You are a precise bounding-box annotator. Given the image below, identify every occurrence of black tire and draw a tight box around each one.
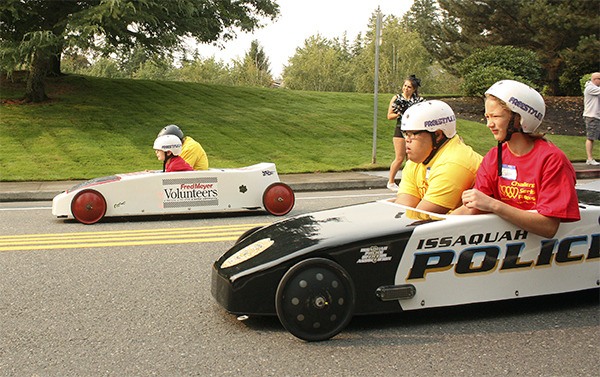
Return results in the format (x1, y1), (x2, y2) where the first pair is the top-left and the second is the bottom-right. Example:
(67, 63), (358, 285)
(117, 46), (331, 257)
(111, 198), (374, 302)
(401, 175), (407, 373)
(275, 258), (355, 341)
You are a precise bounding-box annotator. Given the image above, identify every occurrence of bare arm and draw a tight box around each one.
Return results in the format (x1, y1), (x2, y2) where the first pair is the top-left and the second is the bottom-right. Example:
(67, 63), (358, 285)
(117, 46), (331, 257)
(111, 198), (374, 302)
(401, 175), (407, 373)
(387, 95), (399, 121)
(460, 188), (560, 238)
(451, 205), (481, 215)
(395, 193), (451, 215)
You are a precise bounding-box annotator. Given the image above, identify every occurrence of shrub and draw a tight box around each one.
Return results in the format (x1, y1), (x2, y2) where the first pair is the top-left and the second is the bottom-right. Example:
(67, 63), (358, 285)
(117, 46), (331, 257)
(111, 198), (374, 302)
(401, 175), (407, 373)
(457, 46), (542, 96)
(460, 66), (536, 97)
(580, 73), (592, 93)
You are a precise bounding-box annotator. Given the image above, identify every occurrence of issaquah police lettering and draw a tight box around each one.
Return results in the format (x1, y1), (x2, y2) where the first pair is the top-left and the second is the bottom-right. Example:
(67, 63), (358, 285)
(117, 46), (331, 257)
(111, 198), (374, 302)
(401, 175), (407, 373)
(416, 229), (528, 250)
(408, 234), (599, 280)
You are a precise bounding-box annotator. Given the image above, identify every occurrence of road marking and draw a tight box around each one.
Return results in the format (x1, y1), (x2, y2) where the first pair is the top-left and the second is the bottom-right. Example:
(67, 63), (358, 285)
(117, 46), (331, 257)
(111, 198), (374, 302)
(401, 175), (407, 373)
(0, 223), (268, 252)
(0, 206), (51, 211)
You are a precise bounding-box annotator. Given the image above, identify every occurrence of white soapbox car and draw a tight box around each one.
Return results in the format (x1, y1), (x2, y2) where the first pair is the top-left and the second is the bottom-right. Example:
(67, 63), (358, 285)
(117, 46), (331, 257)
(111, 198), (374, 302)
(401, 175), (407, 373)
(52, 163), (294, 224)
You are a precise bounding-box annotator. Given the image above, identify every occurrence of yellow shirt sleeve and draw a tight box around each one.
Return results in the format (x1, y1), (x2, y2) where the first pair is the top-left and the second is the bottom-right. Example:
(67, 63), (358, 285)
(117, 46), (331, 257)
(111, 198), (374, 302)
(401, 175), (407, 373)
(180, 136), (209, 170)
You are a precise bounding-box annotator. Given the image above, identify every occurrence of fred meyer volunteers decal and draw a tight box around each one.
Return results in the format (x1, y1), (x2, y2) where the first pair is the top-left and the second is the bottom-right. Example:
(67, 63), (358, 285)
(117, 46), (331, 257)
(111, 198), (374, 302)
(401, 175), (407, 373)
(162, 177), (218, 208)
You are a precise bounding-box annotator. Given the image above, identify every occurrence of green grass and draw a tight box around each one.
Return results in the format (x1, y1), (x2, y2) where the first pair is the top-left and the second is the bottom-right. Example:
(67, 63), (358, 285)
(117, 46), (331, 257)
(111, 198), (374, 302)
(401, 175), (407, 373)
(0, 74), (594, 181)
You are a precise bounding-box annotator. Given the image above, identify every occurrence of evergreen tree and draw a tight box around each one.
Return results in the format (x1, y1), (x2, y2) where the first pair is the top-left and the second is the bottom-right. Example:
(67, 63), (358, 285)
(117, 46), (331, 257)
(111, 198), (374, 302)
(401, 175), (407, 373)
(405, 0), (600, 94)
(231, 40), (272, 87)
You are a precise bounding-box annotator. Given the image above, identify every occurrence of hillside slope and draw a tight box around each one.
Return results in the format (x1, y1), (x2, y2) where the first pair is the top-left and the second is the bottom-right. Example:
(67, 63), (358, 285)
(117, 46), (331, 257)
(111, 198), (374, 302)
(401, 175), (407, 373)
(0, 74), (589, 181)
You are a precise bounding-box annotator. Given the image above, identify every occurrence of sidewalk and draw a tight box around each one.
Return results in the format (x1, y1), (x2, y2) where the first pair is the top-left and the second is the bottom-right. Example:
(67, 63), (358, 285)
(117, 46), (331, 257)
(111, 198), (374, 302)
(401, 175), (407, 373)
(0, 163), (598, 202)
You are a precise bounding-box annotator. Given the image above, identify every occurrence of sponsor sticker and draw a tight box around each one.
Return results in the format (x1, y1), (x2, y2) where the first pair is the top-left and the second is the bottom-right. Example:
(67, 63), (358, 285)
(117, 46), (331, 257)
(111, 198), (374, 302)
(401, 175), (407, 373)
(222, 238), (274, 268)
(357, 245), (392, 264)
(162, 177), (219, 208)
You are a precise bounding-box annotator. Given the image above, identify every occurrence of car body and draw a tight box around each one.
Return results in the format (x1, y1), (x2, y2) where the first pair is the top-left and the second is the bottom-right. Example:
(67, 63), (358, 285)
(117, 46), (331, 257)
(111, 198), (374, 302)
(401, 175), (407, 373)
(212, 185), (600, 341)
(52, 162), (294, 224)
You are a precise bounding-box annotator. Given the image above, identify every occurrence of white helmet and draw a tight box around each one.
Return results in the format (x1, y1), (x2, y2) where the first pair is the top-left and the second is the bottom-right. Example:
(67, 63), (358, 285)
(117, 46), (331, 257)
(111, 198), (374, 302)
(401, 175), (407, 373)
(401, 100), (457, 138)
(153, 134), (183, 156)
(485, 80), (545, 133)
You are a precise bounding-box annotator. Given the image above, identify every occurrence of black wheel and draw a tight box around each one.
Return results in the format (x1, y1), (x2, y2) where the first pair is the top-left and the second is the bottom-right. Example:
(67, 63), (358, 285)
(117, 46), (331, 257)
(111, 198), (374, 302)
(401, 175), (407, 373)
(71, 189), (107, 224)
(235, 226), (263, 245)
(275, 258), (355, 341)
(262, 182), (295, 216)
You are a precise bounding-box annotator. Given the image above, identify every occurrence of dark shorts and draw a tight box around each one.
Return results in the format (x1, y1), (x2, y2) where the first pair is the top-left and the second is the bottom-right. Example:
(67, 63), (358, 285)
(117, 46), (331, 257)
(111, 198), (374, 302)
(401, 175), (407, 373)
(394, 125), (404, 138)
(584, 117), (600, 140)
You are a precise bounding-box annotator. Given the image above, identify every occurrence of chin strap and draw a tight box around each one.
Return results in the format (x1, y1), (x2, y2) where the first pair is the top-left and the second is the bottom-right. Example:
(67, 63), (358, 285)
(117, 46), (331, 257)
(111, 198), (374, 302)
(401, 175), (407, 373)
(423, 133), (449, 165)
(163, 153), (173, 172)
(497, 141), (503, 176)
(497, 113), (518, 176)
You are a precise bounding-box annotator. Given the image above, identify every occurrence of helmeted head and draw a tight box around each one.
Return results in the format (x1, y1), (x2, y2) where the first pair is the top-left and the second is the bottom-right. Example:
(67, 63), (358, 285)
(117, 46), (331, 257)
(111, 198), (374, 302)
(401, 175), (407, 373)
(484, 80), (545, 134)
(153, 134), (183, 156)
(401, 100), (457, 138)
(401, 100), (456, 164)
(157, 124), (185, 141)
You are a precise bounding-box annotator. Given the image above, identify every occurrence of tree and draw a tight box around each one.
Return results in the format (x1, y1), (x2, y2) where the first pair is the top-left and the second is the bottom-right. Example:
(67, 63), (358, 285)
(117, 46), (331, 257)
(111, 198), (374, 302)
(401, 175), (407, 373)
(230, 40), (272, 87)
(85, 57), (124, 79)
(559, 36), (600, 95)
(283, 34), (355, 92)
(133, 56), (175, 81)
(405, 0), (600, 95)
(174, 57), (232, 85)
(354, 13), (432, 93)
(377, 15), (432, 93)
(0, 0), (279, 102)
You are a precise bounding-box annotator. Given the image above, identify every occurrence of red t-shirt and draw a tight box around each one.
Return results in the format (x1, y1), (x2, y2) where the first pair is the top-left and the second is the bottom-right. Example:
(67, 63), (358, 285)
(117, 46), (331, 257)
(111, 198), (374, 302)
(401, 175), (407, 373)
(165, 156), (194, 172)
(475, 138), (580, 222)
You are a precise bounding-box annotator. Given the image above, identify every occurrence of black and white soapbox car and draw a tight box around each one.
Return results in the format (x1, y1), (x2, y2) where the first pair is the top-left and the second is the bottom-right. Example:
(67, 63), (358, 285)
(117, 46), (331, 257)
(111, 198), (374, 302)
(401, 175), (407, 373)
(52, 163), (294, 224)
(212, 182), (600, 341)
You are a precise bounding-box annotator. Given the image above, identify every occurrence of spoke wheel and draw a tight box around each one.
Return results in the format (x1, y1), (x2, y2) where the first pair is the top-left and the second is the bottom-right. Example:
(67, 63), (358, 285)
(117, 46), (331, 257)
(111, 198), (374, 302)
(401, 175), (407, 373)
(275, 258), (355, 341)
(262, 182), (295, 216)
(71, 189), (107, 224)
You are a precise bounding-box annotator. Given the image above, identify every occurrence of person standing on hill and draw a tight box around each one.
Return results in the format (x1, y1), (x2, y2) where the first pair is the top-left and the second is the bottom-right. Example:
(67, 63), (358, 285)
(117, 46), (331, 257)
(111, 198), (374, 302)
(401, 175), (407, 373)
(386, 75), (424, 191)
(583, 72), (600, 165)
(157, 124), (209, 170)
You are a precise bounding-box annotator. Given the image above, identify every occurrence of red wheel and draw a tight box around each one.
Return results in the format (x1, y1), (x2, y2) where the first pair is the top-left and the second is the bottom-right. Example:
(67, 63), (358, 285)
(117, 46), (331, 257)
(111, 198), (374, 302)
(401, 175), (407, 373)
(262, 182), (295, 216)
(71, 189), (107, 224)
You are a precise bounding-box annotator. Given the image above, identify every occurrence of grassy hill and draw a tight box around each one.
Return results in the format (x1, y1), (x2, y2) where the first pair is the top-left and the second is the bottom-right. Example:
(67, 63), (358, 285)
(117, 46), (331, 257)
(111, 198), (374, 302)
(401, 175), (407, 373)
(0, 74), (590, 181)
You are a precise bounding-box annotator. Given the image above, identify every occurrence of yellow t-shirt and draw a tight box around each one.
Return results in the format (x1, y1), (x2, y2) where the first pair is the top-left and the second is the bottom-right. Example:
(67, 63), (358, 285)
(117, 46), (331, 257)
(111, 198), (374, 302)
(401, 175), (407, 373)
(180, 136), (209, 170)
(399, 135), (483, 211)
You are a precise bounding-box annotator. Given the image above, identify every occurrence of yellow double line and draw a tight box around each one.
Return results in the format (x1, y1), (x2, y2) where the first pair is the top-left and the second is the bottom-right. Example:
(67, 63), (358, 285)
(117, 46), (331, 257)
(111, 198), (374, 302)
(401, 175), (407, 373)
(0, 223), (269, 252)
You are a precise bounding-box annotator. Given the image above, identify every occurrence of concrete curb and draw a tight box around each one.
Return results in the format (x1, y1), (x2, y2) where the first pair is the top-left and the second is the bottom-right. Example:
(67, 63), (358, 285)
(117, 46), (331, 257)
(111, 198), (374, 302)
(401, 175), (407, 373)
(0, 164), (598, 202)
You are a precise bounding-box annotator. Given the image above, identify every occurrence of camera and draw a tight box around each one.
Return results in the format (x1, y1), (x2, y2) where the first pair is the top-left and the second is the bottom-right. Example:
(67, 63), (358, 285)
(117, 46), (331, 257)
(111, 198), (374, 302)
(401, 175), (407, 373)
(393, 97), (410, 114)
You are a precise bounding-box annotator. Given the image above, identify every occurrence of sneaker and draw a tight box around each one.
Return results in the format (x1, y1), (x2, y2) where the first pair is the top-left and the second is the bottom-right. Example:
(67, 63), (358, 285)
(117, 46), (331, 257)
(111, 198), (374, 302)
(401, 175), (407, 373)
(586, 159), (600, 166)
(387, 182), (399, 191)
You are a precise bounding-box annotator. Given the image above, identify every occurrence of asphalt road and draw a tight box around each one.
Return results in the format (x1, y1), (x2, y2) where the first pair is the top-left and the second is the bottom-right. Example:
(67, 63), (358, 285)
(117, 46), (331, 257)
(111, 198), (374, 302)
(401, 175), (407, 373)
(0, 189), (598, 376)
